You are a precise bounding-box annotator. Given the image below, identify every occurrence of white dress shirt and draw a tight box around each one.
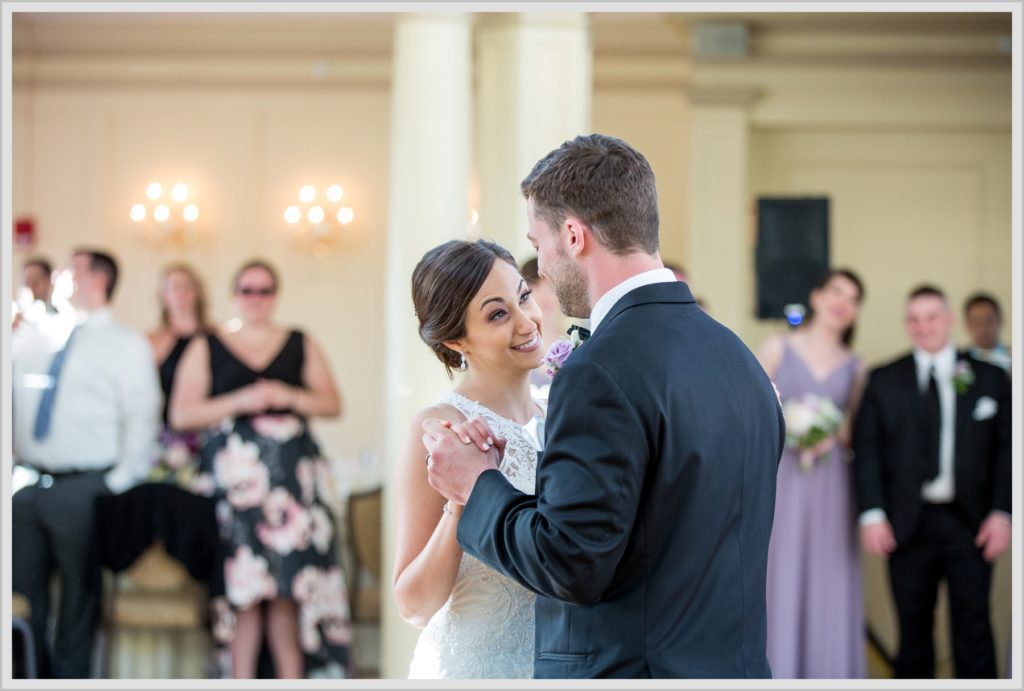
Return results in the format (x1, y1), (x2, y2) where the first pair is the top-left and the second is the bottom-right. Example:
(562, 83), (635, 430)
(915, 345), (957, 504)
(589, 268), (677, 334)
(12, 307), (161, 494)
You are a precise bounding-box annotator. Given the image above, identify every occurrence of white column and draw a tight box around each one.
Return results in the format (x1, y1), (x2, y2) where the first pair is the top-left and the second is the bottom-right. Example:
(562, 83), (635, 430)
(475, 13), (591, 261)
(686, 87), (759, 337)
(380, 13), (472, 679)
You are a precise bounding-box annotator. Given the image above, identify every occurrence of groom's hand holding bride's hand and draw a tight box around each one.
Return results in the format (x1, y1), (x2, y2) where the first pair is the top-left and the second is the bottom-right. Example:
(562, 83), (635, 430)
(422, 417), (505, 505)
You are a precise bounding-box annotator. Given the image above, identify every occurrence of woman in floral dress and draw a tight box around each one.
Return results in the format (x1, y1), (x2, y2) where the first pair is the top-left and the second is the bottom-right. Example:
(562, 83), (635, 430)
(170, 259), (351, 679)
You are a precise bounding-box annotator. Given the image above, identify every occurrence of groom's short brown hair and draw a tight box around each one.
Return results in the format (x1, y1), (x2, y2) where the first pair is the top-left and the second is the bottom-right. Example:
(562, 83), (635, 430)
(520, 134), (660, 255)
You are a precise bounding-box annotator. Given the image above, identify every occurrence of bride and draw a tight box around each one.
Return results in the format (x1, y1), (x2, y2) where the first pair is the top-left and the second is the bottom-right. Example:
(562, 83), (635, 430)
(392, 239), (546, 679)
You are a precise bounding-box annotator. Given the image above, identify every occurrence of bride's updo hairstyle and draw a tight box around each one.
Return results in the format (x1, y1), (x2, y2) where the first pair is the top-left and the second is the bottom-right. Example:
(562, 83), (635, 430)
(412, 239), (517, 378)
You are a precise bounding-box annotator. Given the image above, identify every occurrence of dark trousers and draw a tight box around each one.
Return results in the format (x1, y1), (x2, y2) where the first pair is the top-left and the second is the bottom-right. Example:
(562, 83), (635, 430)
(12, 469), (111, 679)
(888, 503), (997, 678)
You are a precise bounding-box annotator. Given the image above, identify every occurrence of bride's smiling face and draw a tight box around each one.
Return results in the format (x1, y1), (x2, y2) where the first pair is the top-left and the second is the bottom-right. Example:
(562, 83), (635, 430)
(448, 260), (545, 373)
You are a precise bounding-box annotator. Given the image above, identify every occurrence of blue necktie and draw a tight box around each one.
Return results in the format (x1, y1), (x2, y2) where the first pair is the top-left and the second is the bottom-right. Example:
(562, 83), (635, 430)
(33, 326), (78, 441)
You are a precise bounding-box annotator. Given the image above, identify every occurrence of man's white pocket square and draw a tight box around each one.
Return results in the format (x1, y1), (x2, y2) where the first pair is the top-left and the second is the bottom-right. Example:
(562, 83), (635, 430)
(972, 396), (998, 421)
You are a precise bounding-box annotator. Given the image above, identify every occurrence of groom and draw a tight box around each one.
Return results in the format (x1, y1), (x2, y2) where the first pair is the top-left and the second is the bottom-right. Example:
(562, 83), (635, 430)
(424, 134), (784, 678)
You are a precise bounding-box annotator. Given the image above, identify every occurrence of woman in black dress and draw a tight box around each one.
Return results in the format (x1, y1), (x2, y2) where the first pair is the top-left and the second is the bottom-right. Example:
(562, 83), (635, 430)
(170, 259), (351, 679)
(147, 263), (208, 491)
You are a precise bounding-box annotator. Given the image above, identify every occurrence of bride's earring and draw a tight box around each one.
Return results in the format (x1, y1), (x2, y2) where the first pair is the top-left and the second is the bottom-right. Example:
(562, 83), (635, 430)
(460, 352), (467, 370)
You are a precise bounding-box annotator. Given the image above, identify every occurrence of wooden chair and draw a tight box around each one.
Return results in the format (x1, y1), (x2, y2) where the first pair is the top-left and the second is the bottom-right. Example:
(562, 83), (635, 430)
(12, 592), (37, 679)
(347, 487), (382, 623)
(101, 541), (209, 678)
(346, 487), (382, 678)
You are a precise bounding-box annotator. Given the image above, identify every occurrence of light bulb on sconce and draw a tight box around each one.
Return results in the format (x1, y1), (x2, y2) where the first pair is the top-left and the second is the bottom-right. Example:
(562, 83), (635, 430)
(153, 204), (171, 223)
(130, 181), (201, 245)
(283, 181), (357, 256)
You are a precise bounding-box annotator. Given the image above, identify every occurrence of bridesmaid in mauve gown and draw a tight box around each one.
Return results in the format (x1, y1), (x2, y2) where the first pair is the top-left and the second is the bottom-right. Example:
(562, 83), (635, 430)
(756, 269), (868, 679)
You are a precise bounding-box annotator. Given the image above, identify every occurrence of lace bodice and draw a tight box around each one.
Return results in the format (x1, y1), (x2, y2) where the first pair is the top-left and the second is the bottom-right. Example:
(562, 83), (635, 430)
(407, 392), (541, 679)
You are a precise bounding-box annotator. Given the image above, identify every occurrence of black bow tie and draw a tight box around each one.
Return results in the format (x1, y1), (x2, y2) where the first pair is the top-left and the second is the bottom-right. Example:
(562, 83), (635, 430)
(567, 325), (591, 341)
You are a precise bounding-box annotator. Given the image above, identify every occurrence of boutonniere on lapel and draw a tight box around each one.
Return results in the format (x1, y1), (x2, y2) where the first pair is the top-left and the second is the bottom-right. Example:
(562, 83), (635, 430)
(543, 325), (589, 380)
(953, 359), (975, 395)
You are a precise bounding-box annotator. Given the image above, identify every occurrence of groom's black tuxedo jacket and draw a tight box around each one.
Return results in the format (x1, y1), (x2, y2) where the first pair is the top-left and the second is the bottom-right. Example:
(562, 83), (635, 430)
(458, 282), (784, 678)
(852, 352), (1011, 545)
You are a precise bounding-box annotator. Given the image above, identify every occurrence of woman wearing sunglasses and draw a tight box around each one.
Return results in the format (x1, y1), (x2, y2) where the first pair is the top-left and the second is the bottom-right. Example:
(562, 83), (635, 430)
(170, 259), (351, 679)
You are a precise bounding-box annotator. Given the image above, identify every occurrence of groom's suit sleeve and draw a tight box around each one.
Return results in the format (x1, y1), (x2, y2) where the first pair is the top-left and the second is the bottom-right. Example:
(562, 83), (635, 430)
(852, 371), (887, 515)
(456, 357), (648, 605)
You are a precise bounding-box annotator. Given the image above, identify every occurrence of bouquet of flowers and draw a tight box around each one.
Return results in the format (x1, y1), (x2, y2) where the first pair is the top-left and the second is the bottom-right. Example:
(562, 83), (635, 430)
(150, 428), (211, 493)
(543, 327), (586, 380)
(782, 393), (844, 471)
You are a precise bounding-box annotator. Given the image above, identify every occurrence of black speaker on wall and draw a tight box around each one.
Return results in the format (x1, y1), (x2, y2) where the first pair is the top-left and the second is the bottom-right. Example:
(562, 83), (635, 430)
(755, 197), (830, 320)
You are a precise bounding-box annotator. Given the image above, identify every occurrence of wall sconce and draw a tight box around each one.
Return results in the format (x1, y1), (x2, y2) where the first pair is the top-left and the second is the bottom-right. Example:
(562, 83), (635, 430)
(130, 182), (200, 244)
(283, 184), (355, 257)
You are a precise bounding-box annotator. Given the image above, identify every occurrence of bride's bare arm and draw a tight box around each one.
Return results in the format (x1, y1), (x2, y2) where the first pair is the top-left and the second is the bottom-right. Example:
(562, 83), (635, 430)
(392, 404), (468, 628)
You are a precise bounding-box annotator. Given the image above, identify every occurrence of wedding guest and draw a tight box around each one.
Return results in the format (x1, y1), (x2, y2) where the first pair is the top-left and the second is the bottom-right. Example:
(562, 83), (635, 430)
(520, 256), (568, 389)
(147, 264), (209, 489)
(854, 285), (1011, 678)
(12, 248), (161, 678)
(963, 292), (1011, 374)
(22, 257), (56, 309)
(394, 240), (544, 678)
(756, 268), (868, 678)
(170, 259), (351, 679)
(14, 257), (57, 332)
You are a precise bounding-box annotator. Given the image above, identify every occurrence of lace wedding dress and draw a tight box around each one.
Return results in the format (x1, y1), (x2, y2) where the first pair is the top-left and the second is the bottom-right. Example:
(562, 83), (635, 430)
(407, 392), (542, 679)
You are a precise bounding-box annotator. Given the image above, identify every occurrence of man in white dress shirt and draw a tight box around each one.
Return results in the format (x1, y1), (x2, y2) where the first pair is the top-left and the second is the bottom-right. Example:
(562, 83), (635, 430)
(12, 248), (161, 678)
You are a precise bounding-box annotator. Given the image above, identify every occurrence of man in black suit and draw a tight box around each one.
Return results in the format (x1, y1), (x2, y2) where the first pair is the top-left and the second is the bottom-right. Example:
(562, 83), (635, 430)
(854, 285), (1011, 678)
(423, 134), (784, 678)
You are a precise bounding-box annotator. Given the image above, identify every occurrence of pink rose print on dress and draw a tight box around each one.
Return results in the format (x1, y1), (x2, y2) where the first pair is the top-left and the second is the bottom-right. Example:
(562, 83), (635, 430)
(292, 566), (353, 652)
(211, 596), (236, 644)
(251, 414), (303, 442)
(309, 505), (333, 555)
(214, 434), (270, 510)
(255, 488), (312, 555)
(314, 459), (337, 505)
(225, 545), (277, 608)
(295, 458), (315, 506)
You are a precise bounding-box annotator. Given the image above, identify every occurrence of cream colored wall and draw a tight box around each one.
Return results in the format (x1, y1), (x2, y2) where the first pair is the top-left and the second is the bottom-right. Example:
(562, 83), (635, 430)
(11, 84), (393, 496)
(592, 89), (690, 272)
(748, 130), (1013, 363)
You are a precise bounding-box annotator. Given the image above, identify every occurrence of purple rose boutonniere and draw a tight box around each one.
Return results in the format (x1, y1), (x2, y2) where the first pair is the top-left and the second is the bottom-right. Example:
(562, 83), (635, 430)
(543, 328), (586, 380)
(953, 359), (975, 395)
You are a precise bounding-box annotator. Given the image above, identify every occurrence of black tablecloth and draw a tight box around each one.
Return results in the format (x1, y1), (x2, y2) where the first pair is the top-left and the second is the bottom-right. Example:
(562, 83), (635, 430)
(95, 483), (220, 585)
